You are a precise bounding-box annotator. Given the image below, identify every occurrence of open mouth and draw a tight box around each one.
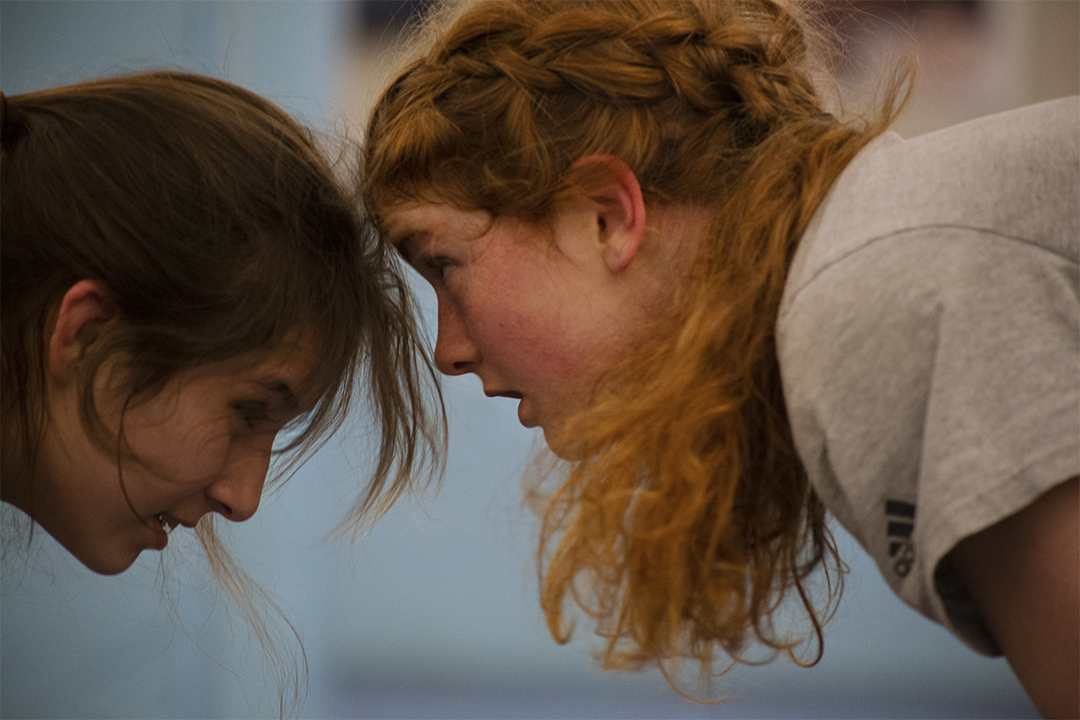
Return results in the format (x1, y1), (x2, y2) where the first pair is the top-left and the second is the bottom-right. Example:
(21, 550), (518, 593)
(486, 390), (523, 400)
(156, 514), (178, 533)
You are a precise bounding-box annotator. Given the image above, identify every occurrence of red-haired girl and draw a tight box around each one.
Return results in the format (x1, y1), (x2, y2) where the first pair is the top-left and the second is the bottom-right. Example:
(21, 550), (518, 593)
(362, 2), (1078, 716)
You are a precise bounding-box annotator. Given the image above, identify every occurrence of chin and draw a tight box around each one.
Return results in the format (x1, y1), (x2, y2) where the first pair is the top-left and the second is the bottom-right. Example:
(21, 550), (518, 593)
(33, 512), (144, 575)
(542, 425), (586, 461)
(78, 553), (139, 576)
(57, 537), (140, 576)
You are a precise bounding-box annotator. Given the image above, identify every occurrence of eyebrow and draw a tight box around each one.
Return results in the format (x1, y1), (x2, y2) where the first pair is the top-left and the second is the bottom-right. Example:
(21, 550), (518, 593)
(259, 381), (298, 411)
(393, 233), (419, 263)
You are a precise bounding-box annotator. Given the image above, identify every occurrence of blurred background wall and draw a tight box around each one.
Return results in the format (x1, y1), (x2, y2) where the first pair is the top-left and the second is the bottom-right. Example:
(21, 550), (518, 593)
(2, 2), (1075, 718)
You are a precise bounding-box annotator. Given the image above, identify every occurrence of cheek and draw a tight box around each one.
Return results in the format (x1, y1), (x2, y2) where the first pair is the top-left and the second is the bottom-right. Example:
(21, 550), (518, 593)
(468, 266), (598, 386)
(120, 405), (233, 494)
(477, 294), (596, 391)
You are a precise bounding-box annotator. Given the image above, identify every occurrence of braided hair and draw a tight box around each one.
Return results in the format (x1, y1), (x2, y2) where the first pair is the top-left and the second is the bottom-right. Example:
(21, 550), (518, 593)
(364, 0), (906, 691)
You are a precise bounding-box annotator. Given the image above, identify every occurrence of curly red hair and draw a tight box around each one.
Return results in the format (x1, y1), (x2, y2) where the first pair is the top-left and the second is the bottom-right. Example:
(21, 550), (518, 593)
(364, 0), (908, 693)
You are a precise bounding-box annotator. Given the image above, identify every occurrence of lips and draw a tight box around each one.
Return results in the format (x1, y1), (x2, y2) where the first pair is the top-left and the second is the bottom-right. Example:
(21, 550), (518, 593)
(149, 513), (193, 551)
(484, 389), (523, 399)
(148, 516), (171, 551)
(156, 513), (179, 533)
(482, 389), (537, 427)
(156, 513), (200, 532)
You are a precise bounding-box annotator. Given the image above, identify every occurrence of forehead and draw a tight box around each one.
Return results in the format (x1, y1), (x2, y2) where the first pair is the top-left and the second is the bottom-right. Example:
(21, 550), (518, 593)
(381, 202), (493, 254)
(254, 333), (331, 405)
(183, 331), (328, 409)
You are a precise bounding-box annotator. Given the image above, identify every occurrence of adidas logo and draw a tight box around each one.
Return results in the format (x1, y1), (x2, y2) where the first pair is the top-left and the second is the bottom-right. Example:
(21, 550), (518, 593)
(886, 500), (916, 578)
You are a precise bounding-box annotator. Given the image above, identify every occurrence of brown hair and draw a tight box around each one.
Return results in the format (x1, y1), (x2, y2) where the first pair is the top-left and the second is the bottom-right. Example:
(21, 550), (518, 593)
(363, 0), (907, 694)
(2, 71), (444, 714)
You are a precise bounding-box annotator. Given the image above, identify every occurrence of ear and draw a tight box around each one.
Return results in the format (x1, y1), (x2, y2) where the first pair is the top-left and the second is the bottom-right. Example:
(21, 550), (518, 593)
(47, 280), (118, 382)
(571, 154), (646, 272)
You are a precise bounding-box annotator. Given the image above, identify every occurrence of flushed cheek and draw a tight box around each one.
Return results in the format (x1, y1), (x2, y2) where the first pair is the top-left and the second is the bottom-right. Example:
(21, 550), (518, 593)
(492, 332), (596, 430)
(479, 308), (582, 385)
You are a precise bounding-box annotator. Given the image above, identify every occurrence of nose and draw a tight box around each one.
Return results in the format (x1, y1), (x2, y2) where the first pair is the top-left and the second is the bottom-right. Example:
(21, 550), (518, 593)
(433, 294), (481, 376)
(205, 443), (270, 522)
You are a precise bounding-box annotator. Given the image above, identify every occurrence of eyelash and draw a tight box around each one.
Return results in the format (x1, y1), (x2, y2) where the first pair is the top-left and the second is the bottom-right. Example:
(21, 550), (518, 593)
(234, 401), (270, 429)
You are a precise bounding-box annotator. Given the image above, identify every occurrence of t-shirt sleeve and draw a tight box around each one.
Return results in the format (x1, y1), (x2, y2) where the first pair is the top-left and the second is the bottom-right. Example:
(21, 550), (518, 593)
(776, 227), (1080, 655)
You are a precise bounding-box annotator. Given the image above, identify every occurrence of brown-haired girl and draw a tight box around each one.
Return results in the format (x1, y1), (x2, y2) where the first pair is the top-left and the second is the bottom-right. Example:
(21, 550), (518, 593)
(2, 70), (442, 711)
(361, 1), (1078, 716)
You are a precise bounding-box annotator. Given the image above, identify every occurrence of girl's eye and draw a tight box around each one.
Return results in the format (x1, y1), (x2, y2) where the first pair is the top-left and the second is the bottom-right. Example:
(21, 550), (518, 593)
(234, 401), (270, 429)
(424, 257), (455, 282)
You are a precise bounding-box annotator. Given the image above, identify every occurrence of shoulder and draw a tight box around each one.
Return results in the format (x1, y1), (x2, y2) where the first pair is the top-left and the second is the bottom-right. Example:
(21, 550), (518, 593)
(778, 225), (1078, 383)
(776, 224), (1079, 654)
(782, 97), (1080, 315)
(778, 99), (1080, 391)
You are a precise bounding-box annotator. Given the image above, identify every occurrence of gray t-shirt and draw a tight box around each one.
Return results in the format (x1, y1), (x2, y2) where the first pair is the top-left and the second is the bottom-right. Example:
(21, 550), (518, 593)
(776, 97), (1079, 654)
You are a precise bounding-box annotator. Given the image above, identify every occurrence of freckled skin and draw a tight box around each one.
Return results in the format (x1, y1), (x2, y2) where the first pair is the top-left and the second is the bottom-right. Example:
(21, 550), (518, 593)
(383, 196), (693, 454)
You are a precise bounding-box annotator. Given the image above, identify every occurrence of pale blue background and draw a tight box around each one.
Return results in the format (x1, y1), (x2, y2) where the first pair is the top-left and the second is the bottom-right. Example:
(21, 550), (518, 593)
(0, 2), (1052, 718)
